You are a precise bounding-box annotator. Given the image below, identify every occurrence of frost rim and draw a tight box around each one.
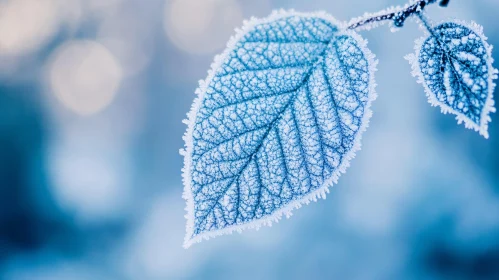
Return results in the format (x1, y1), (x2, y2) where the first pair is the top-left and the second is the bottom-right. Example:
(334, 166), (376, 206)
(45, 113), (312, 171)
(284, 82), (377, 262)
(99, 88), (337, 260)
(181, 10), (378, 248)
(406, 19), (497, 138)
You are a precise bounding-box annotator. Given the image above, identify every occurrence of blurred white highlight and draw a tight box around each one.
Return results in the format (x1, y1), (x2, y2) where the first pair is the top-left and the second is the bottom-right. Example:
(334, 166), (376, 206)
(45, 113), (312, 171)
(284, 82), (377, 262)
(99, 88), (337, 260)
(0, 0), (61, 57)
(47, 134), (130, 223)
(164, 0), (243, 54)
(48, 40), (122, 115)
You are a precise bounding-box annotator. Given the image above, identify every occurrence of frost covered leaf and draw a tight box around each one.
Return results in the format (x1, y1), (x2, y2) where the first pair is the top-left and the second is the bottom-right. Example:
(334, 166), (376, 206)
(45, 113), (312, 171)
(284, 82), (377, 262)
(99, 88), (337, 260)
(407, 21), (497, 138)
(181, 11), (377, 248)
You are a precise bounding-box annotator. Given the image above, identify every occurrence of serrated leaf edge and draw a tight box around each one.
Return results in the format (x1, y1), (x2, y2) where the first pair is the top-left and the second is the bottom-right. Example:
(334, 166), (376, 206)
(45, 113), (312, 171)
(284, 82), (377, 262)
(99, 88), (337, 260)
(406, 19), (498, 138)
(181, 10), (378, 248)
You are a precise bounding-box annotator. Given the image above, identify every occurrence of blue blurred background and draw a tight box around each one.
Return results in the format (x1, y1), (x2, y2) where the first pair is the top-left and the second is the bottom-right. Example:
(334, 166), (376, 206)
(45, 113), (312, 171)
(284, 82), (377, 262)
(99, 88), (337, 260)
(1, 0), (499, 279)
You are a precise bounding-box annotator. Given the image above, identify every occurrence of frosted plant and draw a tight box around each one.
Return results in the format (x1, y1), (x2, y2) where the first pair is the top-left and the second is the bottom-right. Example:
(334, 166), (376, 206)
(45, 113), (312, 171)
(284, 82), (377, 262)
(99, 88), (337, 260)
(407, 16), (497, 138)
(181, 0), (497, 247)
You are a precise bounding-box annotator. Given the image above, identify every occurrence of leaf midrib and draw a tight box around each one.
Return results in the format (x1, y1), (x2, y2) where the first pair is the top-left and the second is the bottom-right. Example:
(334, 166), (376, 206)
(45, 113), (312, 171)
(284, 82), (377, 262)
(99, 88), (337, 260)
(430, 28), (485, 115)
(195, 41), (333, 231)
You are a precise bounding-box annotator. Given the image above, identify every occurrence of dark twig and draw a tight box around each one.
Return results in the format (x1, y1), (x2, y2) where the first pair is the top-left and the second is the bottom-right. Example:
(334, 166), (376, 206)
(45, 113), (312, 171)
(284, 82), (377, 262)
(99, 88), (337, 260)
(347, 0), (450, 30)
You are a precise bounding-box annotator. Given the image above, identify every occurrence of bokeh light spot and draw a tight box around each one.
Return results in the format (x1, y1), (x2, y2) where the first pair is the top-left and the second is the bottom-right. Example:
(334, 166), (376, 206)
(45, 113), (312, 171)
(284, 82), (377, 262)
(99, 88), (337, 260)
(47, 138), (130, 223)
(0, 0), (61, 57)
(48, 40), (122, 116)
(164, 0), (243, 54)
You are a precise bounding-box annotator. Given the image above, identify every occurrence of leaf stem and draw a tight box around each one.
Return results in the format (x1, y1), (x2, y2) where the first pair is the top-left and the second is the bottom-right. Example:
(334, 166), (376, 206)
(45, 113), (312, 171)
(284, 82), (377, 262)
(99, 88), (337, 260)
(347, 0), (449, 30)
(416, 12), (436, 37)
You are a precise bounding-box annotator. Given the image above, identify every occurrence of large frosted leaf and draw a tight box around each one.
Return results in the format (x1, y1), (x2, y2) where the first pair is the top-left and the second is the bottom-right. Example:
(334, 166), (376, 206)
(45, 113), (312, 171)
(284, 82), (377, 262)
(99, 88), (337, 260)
(181, 11), (377, 248)
(407, 21), (497, 138)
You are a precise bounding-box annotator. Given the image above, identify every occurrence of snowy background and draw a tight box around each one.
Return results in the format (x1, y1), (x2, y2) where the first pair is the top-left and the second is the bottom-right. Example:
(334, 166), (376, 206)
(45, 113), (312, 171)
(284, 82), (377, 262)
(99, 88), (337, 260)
(1, 0), (499, 279)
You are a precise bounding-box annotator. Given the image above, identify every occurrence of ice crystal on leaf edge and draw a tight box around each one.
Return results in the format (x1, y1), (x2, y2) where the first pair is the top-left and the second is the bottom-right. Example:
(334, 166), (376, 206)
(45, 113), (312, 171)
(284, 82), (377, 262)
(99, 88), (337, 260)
(406, 19), (497, 138)
(180, 10), (378, 248)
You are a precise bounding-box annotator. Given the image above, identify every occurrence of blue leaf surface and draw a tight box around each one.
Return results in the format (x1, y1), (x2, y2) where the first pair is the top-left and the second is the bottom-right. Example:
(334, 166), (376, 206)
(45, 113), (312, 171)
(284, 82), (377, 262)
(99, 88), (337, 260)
(407, 21), (497, 138)
(181, 11), (377, 247)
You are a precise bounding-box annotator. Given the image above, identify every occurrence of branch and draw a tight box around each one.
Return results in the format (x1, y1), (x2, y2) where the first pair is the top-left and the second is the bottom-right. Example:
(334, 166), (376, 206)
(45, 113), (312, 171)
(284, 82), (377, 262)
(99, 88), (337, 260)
(347, 0), (450, 30)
